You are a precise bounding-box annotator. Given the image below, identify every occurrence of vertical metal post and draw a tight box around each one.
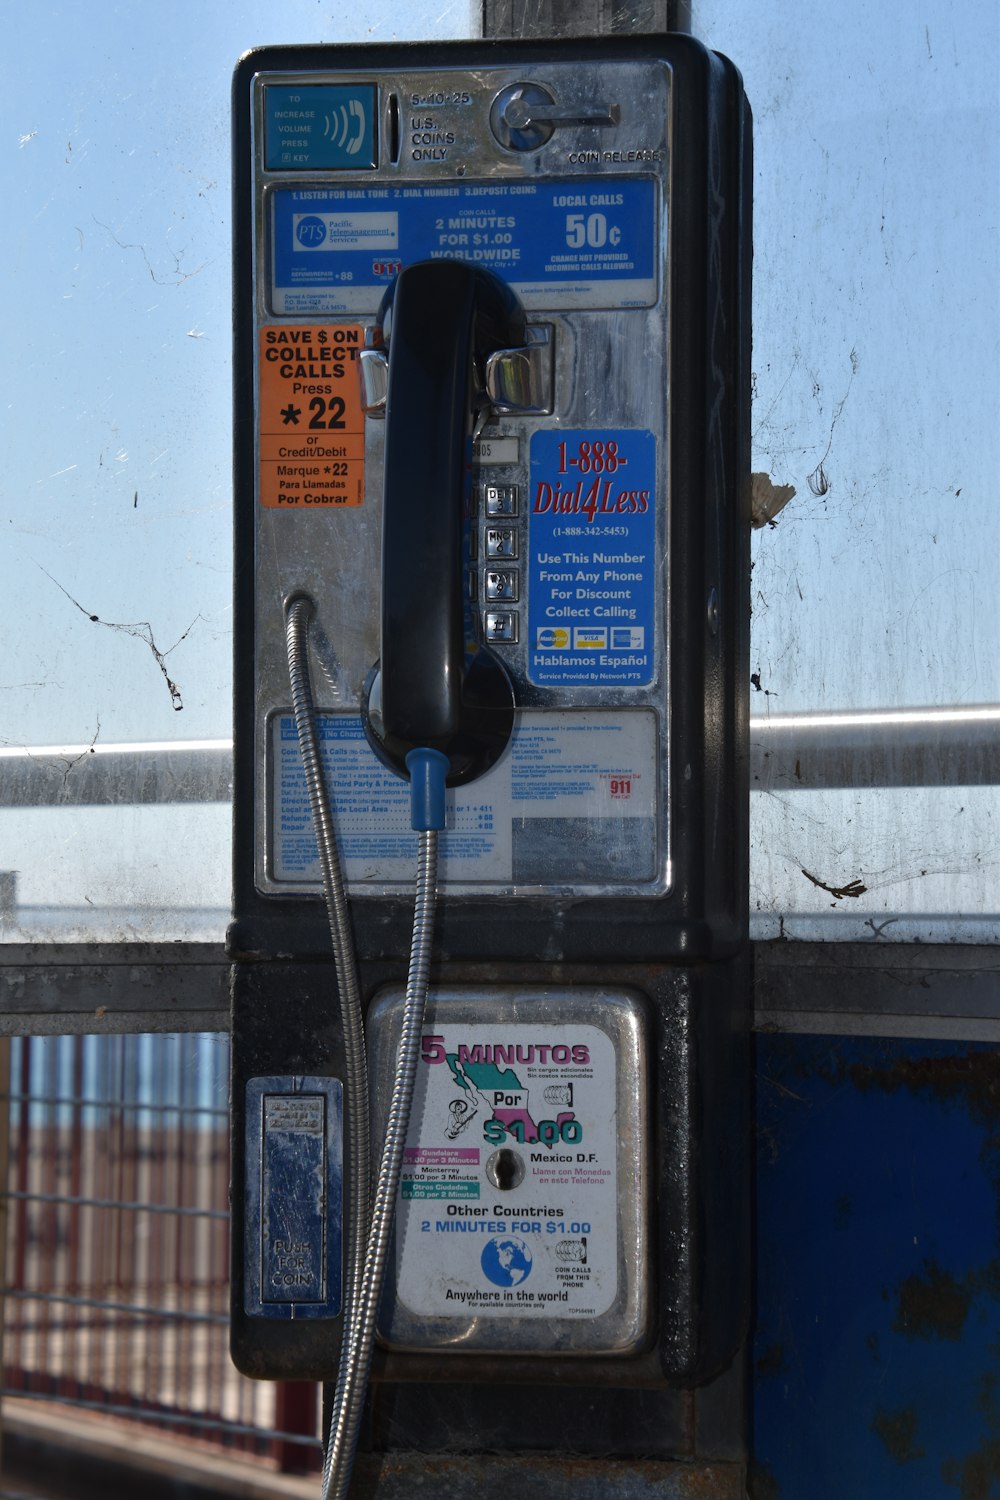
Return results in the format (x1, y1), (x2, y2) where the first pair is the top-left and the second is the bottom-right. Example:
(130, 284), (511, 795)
(0, 825), (16, 1455)
(482, 0), (691, 40)
(274, 1382), (319, 1473)
(13, 1040), (29, 1304)
(65, 1036), (84, 1401)
(0, 1035), (10, 1472)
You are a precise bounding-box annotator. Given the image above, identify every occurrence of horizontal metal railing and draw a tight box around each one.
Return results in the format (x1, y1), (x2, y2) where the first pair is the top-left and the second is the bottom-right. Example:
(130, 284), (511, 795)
(748, 704), (1000, 791)
(1, 704), (997, 809)
(0, 740), (233, 809)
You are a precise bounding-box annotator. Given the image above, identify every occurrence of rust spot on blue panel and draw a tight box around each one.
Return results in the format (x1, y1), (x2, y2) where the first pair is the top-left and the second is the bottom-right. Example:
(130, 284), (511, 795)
(941, 1440), (1000, 1500)
(846, 1052), (1000, 1130)
(747, 1460), (780, 1498)
(893, 1261), (973, 1342)
(940, 1374), (1000, 1500)
(755, 1341), (786, 1377)
(871, 1406), (926, 1463)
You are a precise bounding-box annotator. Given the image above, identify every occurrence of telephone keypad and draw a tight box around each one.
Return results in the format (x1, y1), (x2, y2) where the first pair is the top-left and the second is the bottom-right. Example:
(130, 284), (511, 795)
(480, 483), (521, 645)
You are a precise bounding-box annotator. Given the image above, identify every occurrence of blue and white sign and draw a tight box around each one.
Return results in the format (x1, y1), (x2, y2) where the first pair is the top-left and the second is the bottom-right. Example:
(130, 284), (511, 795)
(528, 429), (657, 688)
(264, 84), (377, 171)
(270, 178), (657, 312)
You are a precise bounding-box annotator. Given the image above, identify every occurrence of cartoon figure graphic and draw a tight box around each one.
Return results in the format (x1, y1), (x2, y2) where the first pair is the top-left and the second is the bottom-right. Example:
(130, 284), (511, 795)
(445, 1096), (478, 1139)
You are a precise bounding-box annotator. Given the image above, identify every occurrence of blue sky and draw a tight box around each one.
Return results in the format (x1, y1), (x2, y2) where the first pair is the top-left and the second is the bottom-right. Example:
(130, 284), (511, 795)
(0, 1), (475, 749)
(2, 1), (996, 750)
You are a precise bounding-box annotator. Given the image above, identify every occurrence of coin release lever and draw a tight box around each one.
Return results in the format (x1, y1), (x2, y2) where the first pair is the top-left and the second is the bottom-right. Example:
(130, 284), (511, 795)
(504, 99), (619, 130)
(490, 82), (619, 152)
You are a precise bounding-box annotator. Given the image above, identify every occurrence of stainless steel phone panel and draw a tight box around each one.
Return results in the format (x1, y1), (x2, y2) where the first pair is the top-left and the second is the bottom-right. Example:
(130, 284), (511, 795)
(246, 61), (674, 898)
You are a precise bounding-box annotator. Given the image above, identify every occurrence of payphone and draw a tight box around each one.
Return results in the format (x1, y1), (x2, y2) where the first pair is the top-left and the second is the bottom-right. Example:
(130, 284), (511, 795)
(229, 31), (751, 1496)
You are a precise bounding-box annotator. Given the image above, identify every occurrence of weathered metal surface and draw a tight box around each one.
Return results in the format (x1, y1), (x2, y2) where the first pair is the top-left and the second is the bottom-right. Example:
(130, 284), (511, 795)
(755, 1033), (1000, 1498)
(351, 1452), (744, 1498)
(236, 955), (751, 1386)
(3, 941), (1000, 1037)
(0, 943), (229, 1035)
(482, 1), (675, 43)
(756, 942), (1000, 1041)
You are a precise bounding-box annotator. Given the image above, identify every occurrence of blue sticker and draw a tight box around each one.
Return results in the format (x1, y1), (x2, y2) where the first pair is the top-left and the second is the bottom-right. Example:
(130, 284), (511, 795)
(271, 178), (657, 310)
(528, 430), (656, 688)
(265, 85), (376, 171)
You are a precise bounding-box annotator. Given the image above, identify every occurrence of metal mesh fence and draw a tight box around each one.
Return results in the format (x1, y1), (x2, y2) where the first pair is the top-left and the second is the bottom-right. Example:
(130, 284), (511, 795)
(1, 1033), (321, 1478)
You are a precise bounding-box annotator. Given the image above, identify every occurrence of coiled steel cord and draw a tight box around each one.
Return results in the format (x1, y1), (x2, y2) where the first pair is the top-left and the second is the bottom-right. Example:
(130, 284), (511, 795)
(284, 597), (369, 1336)
(284, 594), (438, 1500)
(322, 827), (438, 1500)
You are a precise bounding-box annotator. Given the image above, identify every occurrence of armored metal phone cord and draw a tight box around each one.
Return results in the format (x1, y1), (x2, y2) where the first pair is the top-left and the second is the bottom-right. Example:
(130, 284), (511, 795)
(285, 594), (440, 1500)
(285, 595), (370, 1337)
(322, 826), (438, 1500)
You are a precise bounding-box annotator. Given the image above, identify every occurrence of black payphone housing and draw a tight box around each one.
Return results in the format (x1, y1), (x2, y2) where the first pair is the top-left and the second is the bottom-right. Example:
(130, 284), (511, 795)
(229, 28), (752, 1460)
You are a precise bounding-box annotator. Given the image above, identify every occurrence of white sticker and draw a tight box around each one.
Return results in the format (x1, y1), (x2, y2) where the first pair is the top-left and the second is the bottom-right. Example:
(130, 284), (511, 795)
(393, 1024), (619, 1321)
(269, 708), (660, 891)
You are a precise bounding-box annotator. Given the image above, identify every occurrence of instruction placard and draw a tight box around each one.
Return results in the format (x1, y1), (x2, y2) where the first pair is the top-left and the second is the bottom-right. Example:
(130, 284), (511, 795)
(270, 177), (657, 313)
(393, 1023), (620, 1323)
(257, 324), (365, 509)
(268, 708), (661, 891)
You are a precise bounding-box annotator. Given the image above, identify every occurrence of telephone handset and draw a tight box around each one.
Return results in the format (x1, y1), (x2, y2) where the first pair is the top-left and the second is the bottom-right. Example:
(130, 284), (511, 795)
(360, 260), (523, 786)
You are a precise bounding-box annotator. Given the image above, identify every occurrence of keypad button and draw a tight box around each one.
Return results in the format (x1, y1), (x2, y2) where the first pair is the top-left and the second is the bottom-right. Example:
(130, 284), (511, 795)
(484, 483), (518, 517)
(484, 611), (517, 642)
(485, 569), (518, 602)
(485, 527), (517, 559)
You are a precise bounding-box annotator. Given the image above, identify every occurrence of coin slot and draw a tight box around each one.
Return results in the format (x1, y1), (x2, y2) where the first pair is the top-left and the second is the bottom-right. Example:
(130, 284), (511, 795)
(485, 1146), (526, 1191)
(387, 92), (400, 164)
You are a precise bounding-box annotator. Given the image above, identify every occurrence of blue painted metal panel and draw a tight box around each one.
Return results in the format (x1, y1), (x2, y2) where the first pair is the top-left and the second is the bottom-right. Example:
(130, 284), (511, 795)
(753, 1035), (1000, 1499)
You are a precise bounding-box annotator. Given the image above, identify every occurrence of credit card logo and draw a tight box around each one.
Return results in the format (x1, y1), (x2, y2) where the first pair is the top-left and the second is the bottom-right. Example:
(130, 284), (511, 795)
(536, 627), (570, 649)
(610, 627), (645, 650)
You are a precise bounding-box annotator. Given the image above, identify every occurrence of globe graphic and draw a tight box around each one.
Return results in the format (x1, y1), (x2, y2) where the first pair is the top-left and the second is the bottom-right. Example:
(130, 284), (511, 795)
(481, 1237), (533, 1287)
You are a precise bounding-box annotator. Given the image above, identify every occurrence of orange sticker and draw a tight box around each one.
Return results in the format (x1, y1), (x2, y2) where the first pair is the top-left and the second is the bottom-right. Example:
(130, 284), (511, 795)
(258, 324), (365, 509)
